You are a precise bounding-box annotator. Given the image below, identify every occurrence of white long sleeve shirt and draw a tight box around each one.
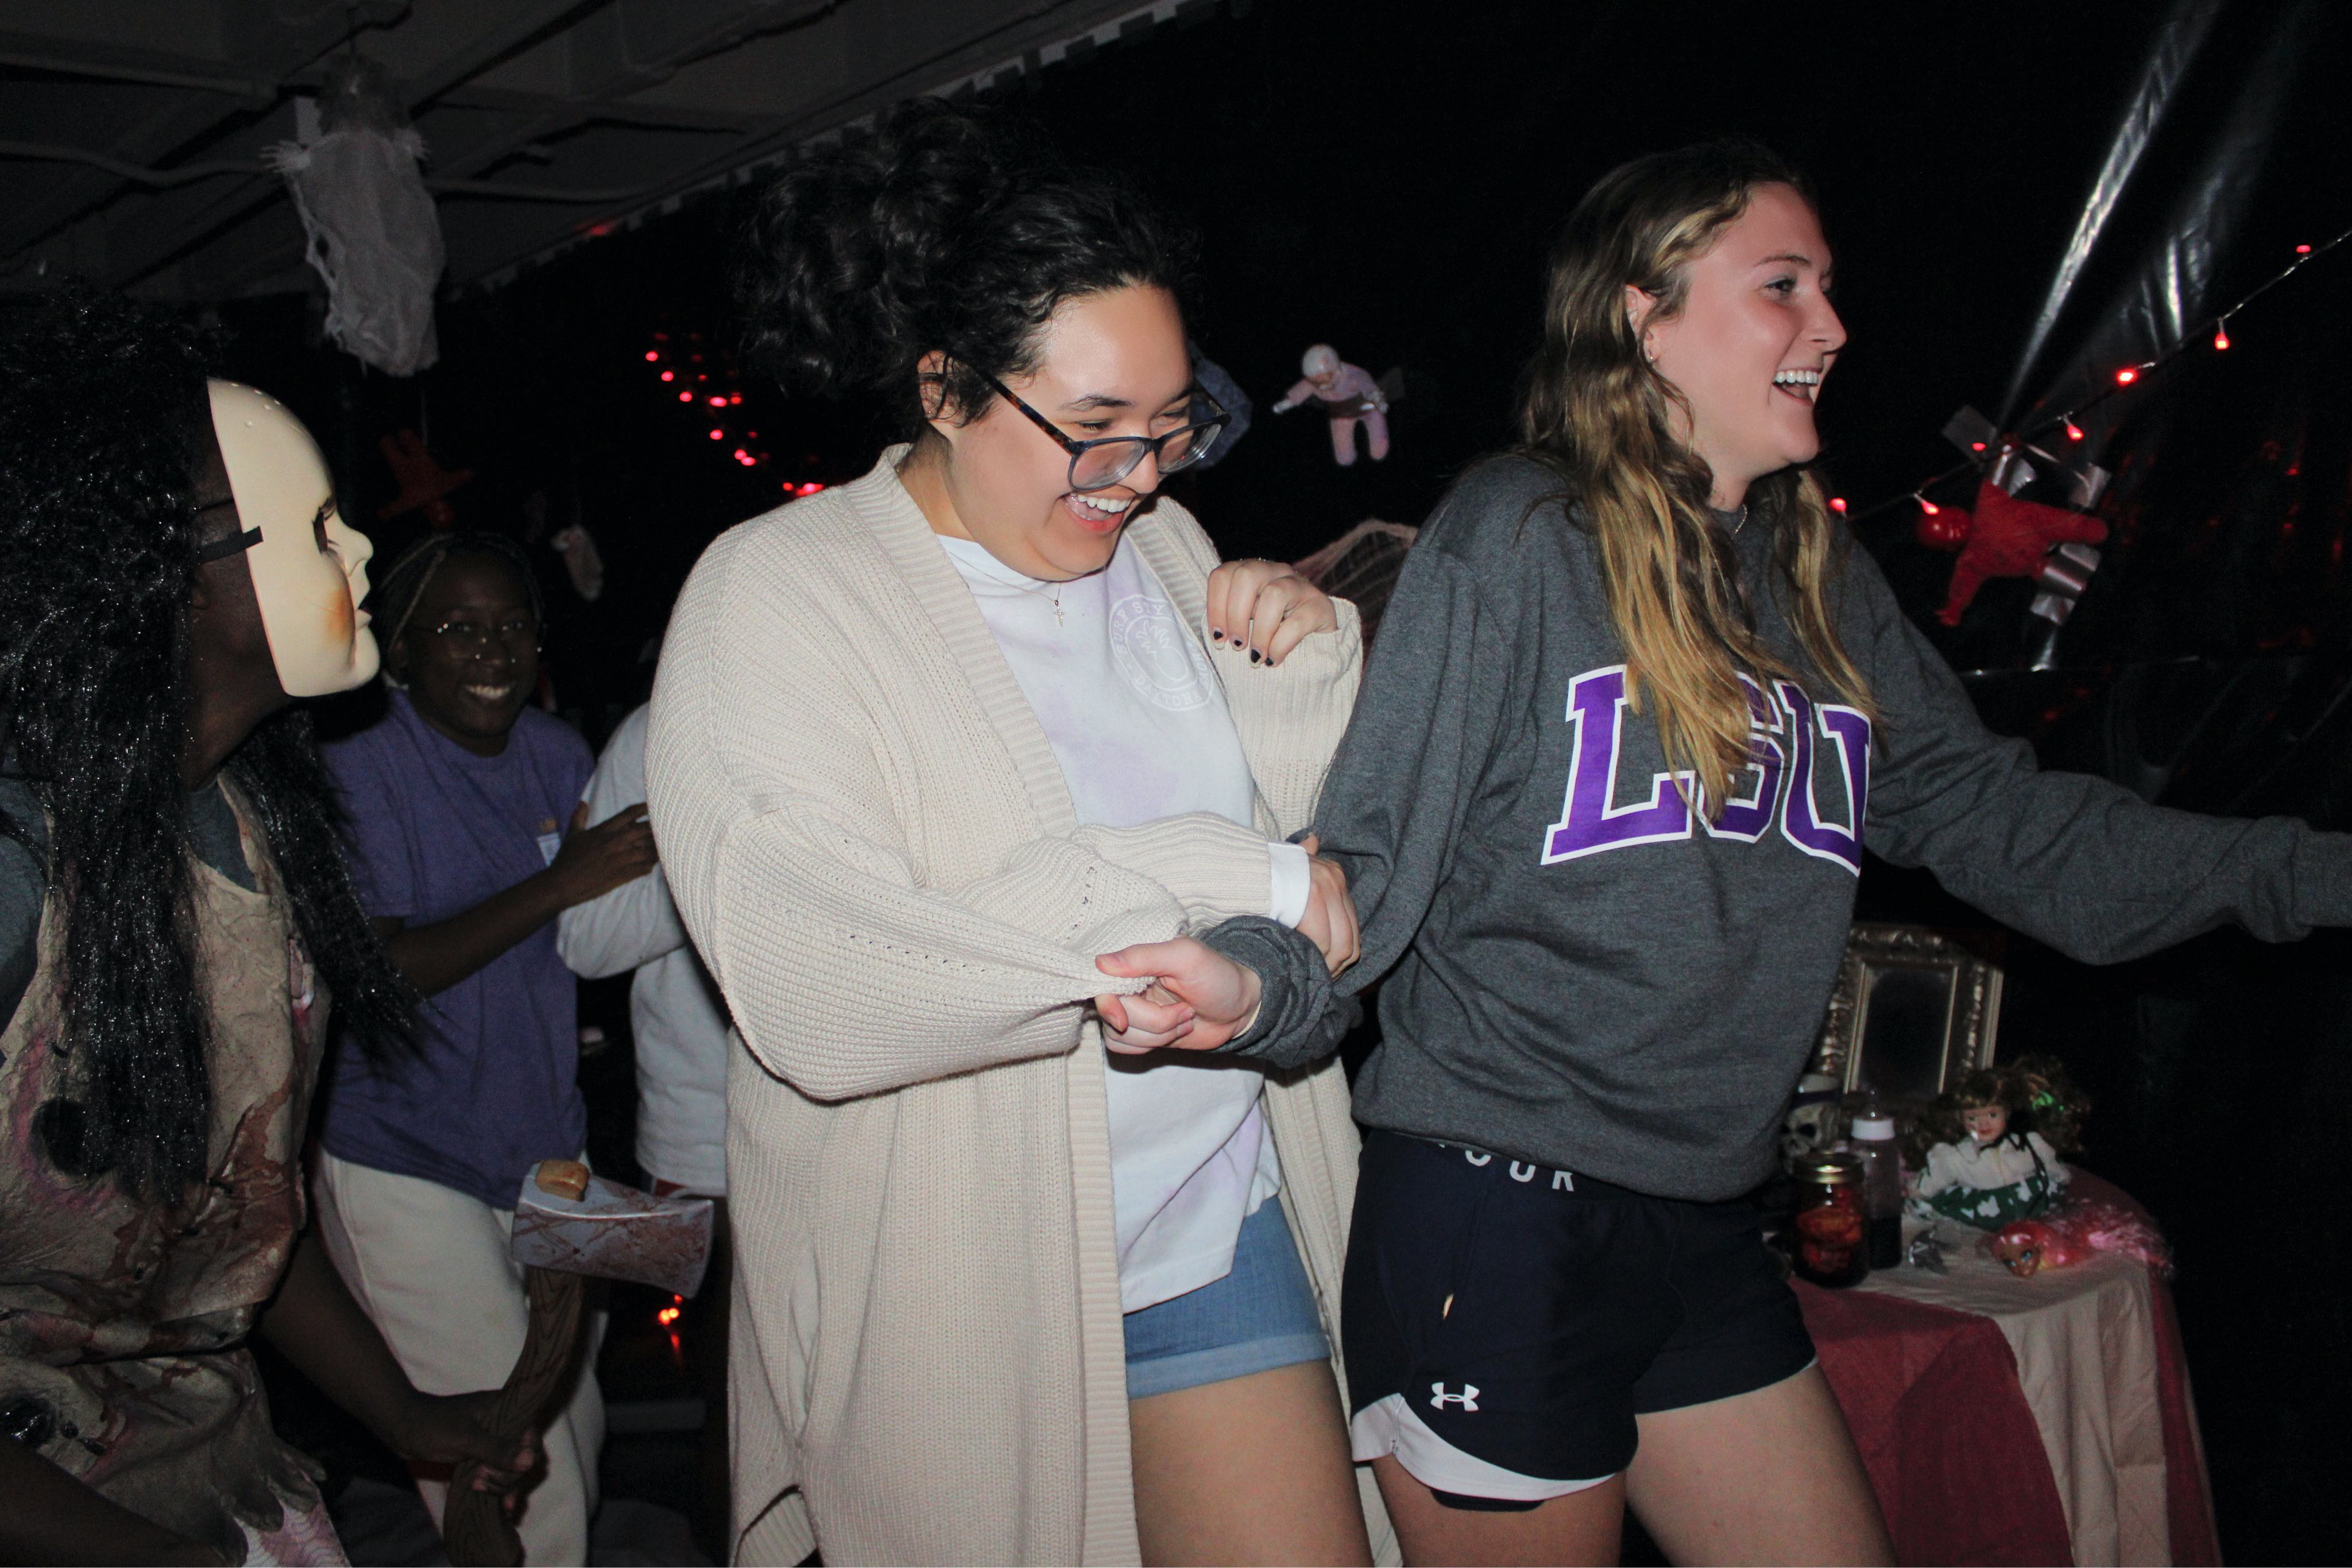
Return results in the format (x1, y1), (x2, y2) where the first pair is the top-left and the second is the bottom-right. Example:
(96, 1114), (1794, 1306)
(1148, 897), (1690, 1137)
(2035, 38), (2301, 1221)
(557, 704), (733, 1195)
(938, 531), (1309, 1311)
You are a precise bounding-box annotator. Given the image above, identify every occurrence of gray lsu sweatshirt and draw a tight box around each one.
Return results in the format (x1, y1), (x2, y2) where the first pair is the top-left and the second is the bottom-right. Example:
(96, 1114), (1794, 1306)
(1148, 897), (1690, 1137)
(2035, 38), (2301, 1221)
(1205, 455), (2352, 1201)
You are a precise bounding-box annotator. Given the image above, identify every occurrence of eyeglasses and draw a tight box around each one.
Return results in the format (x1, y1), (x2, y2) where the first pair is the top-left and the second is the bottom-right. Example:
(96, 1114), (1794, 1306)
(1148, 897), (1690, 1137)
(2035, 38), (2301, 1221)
(969, 365), (1228, 493)
(423, 615), (540, 655)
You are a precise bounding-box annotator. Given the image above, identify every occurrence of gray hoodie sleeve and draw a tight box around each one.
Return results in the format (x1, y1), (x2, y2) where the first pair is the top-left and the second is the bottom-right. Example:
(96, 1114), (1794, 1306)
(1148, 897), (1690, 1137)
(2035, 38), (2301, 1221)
(1206, 513), (1521, 1067)
(1848, 547), (2352, 961)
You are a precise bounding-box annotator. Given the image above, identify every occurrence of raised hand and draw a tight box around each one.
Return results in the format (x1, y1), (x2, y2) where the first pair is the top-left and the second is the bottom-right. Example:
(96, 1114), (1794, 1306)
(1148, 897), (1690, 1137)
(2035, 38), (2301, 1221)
(1094, 937), (1263, 1054)
(1205, 559), (1337, 667)
(548, 799), (659, 907)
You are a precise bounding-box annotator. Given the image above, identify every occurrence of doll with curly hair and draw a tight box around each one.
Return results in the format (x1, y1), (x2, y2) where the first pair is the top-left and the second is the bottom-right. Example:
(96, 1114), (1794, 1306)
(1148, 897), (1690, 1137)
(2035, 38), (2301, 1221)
(1908, 1055), (2090, 1230)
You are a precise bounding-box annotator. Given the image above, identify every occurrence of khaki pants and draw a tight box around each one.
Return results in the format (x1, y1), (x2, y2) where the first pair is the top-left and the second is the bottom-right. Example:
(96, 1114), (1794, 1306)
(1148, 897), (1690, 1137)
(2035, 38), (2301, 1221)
(313, 1151), (606, 1566)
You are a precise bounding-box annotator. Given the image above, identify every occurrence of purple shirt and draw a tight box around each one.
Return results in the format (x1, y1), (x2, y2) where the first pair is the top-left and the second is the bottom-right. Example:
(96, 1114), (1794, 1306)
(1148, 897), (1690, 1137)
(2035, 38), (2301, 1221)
(321, 691), (594, 1210)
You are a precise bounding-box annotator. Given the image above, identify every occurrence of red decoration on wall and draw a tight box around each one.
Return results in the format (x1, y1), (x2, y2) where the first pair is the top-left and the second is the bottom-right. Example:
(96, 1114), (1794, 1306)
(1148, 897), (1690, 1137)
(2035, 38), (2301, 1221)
(1917, 479), (2110, 626)
(376, 428), (474, 528)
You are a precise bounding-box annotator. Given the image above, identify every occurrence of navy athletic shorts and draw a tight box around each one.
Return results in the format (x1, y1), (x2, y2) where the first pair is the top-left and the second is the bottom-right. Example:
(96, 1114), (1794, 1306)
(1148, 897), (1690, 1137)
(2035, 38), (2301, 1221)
(1343, 1128), (1816, 1505)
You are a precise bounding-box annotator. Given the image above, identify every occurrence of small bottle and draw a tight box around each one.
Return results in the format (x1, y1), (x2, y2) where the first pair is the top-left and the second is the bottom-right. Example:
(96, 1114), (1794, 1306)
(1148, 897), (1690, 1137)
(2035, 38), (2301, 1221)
(1790, 1153), (1868, 1287)
(1848, 1108), (1905, 1269)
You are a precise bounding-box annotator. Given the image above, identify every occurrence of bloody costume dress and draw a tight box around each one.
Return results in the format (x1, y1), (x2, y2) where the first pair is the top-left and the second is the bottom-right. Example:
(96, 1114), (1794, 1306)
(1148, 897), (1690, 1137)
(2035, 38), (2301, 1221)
(0, 781), (342, 1565)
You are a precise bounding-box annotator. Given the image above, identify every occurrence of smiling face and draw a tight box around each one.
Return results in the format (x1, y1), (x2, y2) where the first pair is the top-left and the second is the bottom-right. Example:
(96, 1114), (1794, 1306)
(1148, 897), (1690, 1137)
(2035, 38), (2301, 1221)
(916, 284), (1194, 582)
(1631, 183), (1846, 506)
(391, 553), (539, 757)
(206, 380), (379, 695)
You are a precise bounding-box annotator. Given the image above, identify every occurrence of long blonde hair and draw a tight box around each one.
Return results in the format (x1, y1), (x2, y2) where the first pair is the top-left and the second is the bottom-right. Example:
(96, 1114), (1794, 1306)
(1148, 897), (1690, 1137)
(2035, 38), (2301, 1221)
(1516, 141), (1873, 815)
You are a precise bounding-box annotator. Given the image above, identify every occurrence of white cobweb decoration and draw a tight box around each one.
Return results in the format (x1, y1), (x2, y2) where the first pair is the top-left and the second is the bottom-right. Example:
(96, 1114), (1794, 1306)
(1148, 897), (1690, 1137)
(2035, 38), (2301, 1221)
(1293, 520), (1419, 643)
(265, 57), (444, 377)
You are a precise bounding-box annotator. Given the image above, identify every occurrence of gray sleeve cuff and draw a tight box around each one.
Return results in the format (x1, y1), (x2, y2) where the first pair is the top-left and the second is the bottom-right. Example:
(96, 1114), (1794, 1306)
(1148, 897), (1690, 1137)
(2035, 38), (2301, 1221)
(1199, 915), (1351, 1070)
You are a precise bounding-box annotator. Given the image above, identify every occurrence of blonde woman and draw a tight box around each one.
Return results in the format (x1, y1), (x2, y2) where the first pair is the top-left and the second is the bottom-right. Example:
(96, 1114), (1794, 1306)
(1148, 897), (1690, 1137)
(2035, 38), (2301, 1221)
(1114, 140), (2352, 1565)
(646, 103), (1385, 1565)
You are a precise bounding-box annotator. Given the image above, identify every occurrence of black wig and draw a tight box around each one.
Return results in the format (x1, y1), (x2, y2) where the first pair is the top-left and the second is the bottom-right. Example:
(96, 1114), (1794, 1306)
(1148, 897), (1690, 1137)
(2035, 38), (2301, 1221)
(736, 99), (1196, 431)
(0, 291), (416, 1198)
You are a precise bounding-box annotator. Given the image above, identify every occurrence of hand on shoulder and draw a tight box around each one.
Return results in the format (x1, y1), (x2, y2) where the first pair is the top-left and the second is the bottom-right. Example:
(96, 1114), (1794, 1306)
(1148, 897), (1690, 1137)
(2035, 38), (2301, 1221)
(1205, 559), (1336, 667)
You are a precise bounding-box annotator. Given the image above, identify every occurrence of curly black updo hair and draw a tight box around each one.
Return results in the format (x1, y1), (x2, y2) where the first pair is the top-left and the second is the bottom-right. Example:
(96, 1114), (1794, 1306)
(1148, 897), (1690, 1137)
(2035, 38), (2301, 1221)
(0, 291), (416, 1198)
(736, 98), (1195, 431)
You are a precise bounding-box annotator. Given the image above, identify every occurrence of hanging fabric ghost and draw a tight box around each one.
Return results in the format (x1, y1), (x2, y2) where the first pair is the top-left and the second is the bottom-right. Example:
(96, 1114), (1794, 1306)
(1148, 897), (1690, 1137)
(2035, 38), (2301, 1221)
(265, 56), (444, 376)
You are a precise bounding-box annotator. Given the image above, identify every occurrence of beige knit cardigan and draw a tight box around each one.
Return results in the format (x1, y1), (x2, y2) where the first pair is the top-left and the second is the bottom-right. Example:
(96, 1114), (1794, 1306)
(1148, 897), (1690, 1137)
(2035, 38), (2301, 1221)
(647, 449), (1396, 1566)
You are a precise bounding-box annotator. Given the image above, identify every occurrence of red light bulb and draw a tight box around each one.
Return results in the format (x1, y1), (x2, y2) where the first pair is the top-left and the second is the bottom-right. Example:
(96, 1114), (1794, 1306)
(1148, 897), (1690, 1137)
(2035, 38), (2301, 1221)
(2065, 419), (2084, 441)
(2212, 323), (2230, 350)
(676, 391), (691, 402)
(2115, 366), (2138, 385)
(2297, 243), (2312, 255)
(644, 350), (659, 362)
(659, 370), (674, 382)
(1829, 497), (1847, 514)
(708, 396), (726, 406)
(1916, 495), (1940, 516)
(708, 428), (724, 440)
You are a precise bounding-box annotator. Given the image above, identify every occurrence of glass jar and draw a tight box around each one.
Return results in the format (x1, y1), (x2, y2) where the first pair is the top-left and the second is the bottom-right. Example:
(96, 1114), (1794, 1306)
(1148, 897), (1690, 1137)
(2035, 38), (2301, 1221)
(1791, 1153), (1869, 1288)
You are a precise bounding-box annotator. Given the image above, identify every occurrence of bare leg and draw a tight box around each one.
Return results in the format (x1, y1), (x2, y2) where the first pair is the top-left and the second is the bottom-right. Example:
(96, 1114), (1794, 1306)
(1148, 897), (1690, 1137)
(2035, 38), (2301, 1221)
(1363, 409), (1391, 461)
(1330, 417), (1360, 466)
(1371, 1456), (1624, 1567)
(1625, 1365), (1890, 1566)
(1129, 1360), (1371, 1566)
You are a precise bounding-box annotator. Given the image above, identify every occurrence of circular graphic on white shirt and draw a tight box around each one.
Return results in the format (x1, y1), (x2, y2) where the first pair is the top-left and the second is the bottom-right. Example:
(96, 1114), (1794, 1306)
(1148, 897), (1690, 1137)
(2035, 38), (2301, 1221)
(1109, 594), (1216, 711)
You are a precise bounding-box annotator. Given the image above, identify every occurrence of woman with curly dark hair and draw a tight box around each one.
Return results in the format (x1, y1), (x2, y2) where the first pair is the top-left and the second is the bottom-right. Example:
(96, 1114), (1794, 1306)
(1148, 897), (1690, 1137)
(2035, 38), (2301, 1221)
(0, 294), (531, 1565)
(647, 101), (1382, 1563)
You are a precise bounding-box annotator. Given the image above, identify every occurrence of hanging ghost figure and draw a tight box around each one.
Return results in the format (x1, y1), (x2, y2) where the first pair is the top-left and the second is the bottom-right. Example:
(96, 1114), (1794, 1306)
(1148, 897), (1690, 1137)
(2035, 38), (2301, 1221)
(266, 56), (445, 377)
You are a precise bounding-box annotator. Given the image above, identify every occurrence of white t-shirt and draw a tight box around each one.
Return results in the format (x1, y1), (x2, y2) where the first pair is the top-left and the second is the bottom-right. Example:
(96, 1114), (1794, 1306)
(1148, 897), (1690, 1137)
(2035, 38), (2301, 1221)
(939, 531), (1309, 1312)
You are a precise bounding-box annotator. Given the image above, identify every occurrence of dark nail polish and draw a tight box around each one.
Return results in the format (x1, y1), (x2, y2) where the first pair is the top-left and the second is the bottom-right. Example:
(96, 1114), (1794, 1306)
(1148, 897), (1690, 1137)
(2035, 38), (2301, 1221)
(1249, 649), (1263, 664)
(1210, 629), (1224, 641)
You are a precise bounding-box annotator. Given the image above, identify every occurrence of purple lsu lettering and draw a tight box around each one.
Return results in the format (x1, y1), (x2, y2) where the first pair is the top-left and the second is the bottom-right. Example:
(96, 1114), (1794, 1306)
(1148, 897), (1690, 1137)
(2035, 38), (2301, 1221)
(1540, 664), (1870, 870)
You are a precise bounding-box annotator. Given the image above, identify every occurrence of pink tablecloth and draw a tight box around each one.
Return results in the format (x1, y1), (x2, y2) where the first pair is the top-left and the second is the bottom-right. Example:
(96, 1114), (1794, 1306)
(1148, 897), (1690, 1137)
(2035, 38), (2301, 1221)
(1794, 1173), (2218, 1566)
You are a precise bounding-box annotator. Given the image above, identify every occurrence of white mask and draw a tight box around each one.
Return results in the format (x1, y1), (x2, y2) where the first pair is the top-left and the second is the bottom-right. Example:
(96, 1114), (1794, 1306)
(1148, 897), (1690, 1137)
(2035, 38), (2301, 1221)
(206, 380), (380, 696)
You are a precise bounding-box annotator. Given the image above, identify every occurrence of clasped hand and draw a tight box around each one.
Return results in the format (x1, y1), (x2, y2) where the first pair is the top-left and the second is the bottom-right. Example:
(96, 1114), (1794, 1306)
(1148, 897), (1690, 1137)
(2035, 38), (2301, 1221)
(1091, 835), (1359, 1055)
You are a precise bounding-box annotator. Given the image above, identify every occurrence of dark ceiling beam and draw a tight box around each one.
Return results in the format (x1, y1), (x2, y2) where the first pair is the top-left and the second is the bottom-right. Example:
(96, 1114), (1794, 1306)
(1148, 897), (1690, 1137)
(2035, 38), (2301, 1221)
(421, 1), (815, 187)
(0, 1), (407, 270)
(448, 0), (1164, 291)
(0, 30), (278, 99)
(100, 0), (624, 289)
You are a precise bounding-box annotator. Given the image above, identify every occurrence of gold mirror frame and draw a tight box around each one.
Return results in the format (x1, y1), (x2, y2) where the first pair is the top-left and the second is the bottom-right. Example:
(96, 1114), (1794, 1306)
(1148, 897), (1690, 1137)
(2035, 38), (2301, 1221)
(1809, 923), (2005, 1113)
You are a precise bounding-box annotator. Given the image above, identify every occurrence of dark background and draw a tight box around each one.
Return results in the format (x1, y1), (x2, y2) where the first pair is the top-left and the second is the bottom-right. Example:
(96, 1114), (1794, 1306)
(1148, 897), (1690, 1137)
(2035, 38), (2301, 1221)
(212, 1), (2352, 1560)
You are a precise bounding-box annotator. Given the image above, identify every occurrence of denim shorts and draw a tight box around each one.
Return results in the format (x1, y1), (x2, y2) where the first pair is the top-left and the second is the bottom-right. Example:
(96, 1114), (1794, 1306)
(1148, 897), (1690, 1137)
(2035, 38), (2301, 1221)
(1122, 1198), (1331, 1400)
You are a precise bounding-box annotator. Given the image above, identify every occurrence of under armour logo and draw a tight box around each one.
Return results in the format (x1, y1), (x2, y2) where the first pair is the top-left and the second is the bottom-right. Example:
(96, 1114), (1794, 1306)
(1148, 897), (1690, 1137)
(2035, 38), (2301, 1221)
(1429, 1382), (1481, 1412)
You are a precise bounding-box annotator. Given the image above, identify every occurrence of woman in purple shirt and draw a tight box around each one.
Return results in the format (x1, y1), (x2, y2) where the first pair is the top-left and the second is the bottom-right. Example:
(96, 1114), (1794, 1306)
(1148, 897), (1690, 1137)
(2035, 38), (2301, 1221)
(316, 532), (655, 1563)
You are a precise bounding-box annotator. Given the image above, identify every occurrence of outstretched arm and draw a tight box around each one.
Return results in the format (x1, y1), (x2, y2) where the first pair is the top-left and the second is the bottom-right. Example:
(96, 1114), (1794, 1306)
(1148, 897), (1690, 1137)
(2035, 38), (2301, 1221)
(1856, 548), (2352, 960)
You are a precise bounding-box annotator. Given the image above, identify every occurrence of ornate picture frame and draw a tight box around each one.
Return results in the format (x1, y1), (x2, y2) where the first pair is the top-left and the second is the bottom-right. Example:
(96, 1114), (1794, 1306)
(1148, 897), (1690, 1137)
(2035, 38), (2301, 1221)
(1809, 923), (2005, 1113)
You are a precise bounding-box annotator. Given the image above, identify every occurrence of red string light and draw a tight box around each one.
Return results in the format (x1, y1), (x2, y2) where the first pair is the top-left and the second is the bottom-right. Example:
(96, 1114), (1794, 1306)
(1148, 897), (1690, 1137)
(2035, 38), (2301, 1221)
(659, 370), (674, 382)
(708, 428), (724, 440)
(1915, 493), (1940, 516)
(1843, 218), (2351, 531)
(676, 390), (691, 402)
(643, 350), (659, 362)
(1829, 497), (1847, 513)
